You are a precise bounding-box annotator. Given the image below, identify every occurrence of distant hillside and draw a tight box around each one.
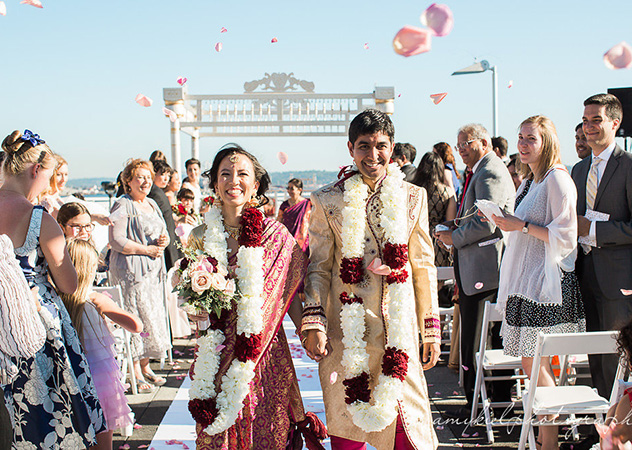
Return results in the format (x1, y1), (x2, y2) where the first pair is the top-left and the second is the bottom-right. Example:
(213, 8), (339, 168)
(67, 171), (339, 190)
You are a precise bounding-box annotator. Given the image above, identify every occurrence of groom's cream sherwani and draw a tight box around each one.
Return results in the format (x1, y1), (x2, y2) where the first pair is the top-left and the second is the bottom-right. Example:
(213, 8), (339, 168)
(302, 177), (440, 449)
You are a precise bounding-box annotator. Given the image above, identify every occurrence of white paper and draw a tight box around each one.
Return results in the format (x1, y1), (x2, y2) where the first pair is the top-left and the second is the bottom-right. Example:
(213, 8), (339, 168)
(578, 209), (610, 247)
(475, 199), (504, 225)
(435, 224), (453, 249)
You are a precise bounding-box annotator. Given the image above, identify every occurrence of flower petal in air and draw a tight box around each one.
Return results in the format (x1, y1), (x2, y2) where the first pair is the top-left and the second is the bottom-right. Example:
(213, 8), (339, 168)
(0, 3), (6, 16)
(220, 27), (227, 33)
(621, 289), (632, 296)
(392, 26), (432, 57)
(366, 257), (392, 276)
(420, 3), (454, 37)
(135, 94), (153, 107)
(162, 107), (177, 122)
(271, 37), (278, 43)
(277, 151), (288, 165)
(430, 93), (447, 105)
(176, 77), (187, 86)
(363, 43), (369, 50)
(330, 371), (338, 384)
(20, 0), (42, 8)
(215, 42), (222, 52)
(604, 42), (632, 70)
(508, 80), (513, 88)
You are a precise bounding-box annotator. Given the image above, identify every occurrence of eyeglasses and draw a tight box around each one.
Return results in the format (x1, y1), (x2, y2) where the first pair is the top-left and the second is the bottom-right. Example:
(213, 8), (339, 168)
(68, 223), (95, 233)
(456, 139), (479, 150)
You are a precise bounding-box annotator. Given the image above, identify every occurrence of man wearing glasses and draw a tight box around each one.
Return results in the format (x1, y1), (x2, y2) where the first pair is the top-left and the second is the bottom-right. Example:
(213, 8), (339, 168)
(435, 123), (515, 419)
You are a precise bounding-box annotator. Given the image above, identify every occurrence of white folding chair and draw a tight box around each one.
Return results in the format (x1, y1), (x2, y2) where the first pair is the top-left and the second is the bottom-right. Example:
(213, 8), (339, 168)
(160, 269), (173, 370)
(437, 267), (456, 353)
(518, 331), (627, 450)
(93, 286), (138, 396)
(470, 301), (527, 442)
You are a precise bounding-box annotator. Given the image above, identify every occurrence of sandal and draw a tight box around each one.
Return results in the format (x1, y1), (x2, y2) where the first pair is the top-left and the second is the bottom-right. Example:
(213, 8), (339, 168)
(136, 380), (155, 394)
(143, 372), (167, 386)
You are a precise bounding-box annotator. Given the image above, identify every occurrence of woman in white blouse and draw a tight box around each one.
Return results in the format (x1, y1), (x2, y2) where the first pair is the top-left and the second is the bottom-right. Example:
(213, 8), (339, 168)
(493, 115), (586, 450)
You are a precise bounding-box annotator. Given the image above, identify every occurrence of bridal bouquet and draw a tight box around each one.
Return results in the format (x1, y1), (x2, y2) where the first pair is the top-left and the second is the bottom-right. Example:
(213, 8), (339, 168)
(171, 247), (236, 318)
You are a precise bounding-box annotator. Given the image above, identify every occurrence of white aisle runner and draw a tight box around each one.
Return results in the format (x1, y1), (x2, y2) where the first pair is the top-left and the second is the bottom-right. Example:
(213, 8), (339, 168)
(149, 317), (331, 449)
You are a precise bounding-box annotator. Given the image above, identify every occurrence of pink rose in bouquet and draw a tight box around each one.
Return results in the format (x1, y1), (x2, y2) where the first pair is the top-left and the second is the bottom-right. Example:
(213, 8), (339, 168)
(191, 270), (213, 294)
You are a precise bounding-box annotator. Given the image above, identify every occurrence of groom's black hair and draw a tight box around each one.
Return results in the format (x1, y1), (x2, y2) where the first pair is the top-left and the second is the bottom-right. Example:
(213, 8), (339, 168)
(348, 109), (395, 145)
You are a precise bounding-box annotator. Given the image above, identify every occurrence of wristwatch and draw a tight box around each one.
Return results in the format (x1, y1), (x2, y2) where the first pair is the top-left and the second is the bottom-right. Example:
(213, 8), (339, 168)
(522, 221), (530, 234)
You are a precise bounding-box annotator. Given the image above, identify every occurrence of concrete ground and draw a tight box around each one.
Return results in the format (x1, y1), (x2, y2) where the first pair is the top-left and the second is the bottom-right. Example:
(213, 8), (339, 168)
(112, 336), (588, 450)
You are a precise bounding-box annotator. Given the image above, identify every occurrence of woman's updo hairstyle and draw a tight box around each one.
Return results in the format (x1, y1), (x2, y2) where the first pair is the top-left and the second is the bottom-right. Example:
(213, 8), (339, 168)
(203, 143), (271, 206)
(2, 130), (55, 177)
(120, 158), (155, 194)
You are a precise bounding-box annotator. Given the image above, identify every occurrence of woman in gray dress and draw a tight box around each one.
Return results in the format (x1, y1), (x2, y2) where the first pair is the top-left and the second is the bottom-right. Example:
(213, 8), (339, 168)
(109, 159), (171, 393)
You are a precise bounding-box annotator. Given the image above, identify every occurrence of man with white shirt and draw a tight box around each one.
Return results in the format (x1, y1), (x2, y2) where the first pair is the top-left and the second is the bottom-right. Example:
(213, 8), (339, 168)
(572, 93), (632, 399)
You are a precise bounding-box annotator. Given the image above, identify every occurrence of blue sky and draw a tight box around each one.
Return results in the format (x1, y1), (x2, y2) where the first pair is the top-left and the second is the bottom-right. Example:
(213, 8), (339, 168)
(0, 0), (630, 180)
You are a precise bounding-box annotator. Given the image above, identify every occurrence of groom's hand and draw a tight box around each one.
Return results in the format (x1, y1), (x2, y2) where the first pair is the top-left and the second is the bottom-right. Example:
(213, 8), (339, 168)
(422, 342), (441, 370)
(303, 329), (329, 362)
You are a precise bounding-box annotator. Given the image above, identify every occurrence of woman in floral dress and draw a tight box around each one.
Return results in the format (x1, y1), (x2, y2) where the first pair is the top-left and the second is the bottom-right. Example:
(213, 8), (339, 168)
(0, 130), (105, 448)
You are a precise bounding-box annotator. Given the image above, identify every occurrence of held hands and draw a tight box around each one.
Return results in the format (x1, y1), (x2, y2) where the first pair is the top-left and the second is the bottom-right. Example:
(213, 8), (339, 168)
(422, 342), (441, 370)
(146, 245), (163, 259)
(434, 230), (454, 247)
(156, 233), (169, 248)
(303, 329), (330, 362)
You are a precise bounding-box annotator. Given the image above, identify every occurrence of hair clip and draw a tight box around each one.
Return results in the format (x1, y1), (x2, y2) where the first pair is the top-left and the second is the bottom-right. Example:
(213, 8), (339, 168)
(21, 129), (45, 147)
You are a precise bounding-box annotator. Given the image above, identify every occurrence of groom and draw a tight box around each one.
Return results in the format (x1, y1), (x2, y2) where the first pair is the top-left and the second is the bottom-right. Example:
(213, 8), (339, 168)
(302, 109), (440, 449)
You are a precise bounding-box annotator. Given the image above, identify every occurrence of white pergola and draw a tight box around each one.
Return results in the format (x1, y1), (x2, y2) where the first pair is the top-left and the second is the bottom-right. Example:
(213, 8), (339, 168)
(163, 72), (395, 173)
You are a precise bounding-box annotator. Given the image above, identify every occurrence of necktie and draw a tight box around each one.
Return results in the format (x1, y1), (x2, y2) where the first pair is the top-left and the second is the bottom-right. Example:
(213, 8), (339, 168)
(586, 156), (602, 211)
(457, 172), (473, 218)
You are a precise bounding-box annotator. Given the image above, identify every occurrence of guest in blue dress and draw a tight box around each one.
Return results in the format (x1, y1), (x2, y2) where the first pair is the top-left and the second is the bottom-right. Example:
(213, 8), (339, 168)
(433, 142), (461, 198)
(0, 130), (105, 448)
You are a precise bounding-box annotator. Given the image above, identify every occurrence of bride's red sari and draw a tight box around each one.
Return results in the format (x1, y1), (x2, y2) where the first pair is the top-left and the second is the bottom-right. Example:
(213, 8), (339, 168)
(188, 218), (325, 449)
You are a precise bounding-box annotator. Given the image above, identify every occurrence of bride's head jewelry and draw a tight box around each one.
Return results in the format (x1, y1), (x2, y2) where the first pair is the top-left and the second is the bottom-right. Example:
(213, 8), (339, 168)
(229, 153), (239, 163)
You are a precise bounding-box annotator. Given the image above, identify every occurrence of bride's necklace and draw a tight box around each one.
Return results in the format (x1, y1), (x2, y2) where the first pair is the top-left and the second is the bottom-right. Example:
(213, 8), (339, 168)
(188, 205), (266, 436)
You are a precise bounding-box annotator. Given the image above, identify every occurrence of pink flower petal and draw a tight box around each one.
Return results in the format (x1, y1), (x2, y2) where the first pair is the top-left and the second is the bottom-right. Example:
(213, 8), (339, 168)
(452, 390), (459, 395)
(437, 425), (444, 430)
(363, 43), (369, 50)
(472, 432), (479, 437)
(0, 2), (6, 16)
(434, 391), (441, 396)
(162, 107), (177, 123)
(135, 94), (153, 107)
(330, 371), (338, 384)
(215, 344), (226, 352)
(462, 432), (470, 437)
(430, 92), (447, 105)
(474, 282), (484, 290)
(507, 80), (513, 88)
(215, 42), (222, 52)
(220, 27), (227, 33)
(456, 444), (464, 447)
(176, 375), (184, 380)
(277, 151), (288, 165)
(182, 445), (190, 450)
(392, 25), (432, 57)
(398, 94), (401, 98)
(20, 0), (42, 8)
(621, 289), (632, 296)
(119, 445), (131, 450)
(462, 365), (469, 371)
(140, 332), (149, 338)
(176, 77), (187, 86)
(367, 257), (392, 276)
(420, 3), (454, 37)
(134, 423), (143, 429)
(604, 42), (632, 70)
(138, 446), (149, 449)
(271, 37), (278, 43)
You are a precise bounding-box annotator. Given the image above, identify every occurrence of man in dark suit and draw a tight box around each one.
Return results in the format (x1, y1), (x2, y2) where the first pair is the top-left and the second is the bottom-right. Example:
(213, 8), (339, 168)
(392, 142), (417, 182)
(435, 123), (515, 417)
(149, 160), (183, 271)
(572, 93), (632, 399)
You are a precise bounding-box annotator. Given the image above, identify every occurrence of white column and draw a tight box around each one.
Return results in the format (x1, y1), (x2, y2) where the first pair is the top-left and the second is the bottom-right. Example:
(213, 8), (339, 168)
(171, 119), (181, 174)
(191, 128), (200, 160)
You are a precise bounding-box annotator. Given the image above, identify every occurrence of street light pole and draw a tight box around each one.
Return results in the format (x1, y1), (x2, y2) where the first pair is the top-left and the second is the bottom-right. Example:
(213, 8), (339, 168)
(452, 60), (499, 136)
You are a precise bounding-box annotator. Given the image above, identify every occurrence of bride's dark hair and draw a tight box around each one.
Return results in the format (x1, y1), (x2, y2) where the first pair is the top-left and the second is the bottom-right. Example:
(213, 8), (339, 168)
(203, 143), (271, 206)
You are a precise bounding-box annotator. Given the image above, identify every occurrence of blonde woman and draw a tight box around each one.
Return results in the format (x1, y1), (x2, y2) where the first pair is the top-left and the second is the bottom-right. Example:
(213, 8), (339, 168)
(0, 129), (105, 448)
(494, 116), (585, 450)
(39, 154), (68, 217)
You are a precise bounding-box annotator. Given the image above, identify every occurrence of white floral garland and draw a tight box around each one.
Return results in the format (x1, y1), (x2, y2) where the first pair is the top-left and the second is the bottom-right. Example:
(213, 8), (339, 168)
(189, 204), (265, 436)
(339, 163), (414, 432)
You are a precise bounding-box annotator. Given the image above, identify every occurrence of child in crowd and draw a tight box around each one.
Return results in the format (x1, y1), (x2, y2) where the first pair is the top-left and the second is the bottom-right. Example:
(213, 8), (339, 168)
(57, 202), (109, 272)
(173, 188), (200, 243)
(61, 239), (143, 449)
(599, 320), (632, 448)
